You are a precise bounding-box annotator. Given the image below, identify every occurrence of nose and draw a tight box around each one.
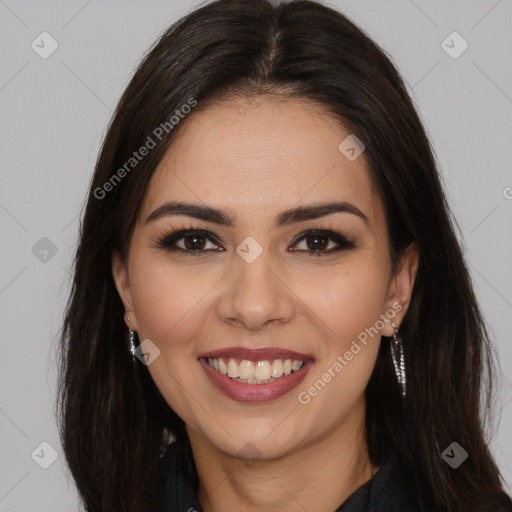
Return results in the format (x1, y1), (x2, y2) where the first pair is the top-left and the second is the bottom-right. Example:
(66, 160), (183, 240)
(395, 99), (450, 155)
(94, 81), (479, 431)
(216, 245), (295, 331)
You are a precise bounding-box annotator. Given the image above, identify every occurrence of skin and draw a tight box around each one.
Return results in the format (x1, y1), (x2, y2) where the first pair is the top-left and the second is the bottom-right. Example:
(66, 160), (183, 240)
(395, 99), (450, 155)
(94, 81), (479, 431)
(112, 95), (418, 512)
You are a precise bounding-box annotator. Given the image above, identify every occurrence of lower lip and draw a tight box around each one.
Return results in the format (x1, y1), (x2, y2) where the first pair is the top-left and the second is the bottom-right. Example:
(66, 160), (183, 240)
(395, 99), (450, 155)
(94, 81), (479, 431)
(199, 358), (314, 403)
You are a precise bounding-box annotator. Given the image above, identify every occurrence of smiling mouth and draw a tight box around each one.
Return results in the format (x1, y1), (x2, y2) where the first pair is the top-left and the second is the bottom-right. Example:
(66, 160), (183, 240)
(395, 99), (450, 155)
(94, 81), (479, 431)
(204, 357), (306, 384)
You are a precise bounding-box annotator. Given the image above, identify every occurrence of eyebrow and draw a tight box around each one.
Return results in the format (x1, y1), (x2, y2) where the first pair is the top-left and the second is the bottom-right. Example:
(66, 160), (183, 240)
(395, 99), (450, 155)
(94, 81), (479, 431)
(144, 200), (370, 228)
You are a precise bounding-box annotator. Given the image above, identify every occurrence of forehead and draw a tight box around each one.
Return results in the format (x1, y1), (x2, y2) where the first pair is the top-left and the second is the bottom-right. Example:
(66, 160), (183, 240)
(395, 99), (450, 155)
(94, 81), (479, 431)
(140, 96), (382, 229)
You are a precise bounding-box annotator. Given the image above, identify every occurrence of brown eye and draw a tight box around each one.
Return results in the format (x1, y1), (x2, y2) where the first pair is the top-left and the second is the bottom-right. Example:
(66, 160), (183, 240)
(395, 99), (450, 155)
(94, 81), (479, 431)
(290, 230), (356, 256)
(303, 233), (330, 251)
(157, 229), (222, 254)
(182, 233), (207, 251)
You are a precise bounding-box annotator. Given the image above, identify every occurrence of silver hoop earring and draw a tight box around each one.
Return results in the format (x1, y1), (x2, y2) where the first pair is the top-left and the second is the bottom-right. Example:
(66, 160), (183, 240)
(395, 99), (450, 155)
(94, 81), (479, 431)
(390, 322), (406, 398)
(129, 328), (136, 362)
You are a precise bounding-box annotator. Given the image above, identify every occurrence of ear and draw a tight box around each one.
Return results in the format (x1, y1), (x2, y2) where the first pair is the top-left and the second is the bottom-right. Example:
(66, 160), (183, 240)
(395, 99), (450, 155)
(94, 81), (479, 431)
(381, 243), (419, 337)
(112, 251), (140, 331)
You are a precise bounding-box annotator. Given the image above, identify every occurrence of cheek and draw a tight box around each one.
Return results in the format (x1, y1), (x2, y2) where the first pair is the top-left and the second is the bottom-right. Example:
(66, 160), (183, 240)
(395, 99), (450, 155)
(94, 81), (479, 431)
(294, 258), (390, 349)
(128, 251), (210, 354)
(296, 264), (388, 415)
(128, 251), (211, 419)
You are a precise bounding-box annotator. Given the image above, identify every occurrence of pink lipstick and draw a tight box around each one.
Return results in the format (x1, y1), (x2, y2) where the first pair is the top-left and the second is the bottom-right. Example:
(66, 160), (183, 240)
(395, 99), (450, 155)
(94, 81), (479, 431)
(198, 346), (314, 403)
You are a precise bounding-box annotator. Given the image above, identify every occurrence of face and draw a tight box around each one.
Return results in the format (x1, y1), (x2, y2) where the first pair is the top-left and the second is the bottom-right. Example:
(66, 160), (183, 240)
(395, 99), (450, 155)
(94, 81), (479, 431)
(113, 95), (417, 460)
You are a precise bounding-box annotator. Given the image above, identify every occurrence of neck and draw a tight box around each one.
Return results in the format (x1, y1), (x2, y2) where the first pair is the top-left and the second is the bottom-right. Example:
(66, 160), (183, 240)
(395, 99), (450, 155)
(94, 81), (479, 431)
(187, 398), (377, 512)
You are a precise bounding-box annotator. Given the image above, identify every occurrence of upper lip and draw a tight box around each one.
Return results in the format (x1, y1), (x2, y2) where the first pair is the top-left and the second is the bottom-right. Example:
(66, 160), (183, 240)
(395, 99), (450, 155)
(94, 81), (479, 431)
(198, 346), (314, 362)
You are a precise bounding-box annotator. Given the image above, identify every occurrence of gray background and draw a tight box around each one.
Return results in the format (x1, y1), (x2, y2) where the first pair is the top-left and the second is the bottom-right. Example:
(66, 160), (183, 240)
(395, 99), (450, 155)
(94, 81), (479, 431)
(1, 0), (511, 510)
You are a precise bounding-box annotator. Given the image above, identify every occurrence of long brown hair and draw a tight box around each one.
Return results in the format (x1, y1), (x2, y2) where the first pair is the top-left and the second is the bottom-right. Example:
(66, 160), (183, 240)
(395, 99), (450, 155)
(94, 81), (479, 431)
(56, 0), (512, 510)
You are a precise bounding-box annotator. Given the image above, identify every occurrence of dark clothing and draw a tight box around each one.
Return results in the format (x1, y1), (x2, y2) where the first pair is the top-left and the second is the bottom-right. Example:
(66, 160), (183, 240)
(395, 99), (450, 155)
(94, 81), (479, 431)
(156, 439), (425, 511)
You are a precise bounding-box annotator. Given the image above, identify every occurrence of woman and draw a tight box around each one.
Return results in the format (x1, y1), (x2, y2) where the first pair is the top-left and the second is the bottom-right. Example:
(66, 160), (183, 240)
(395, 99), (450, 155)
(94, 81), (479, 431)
(56, 0), (512, 510)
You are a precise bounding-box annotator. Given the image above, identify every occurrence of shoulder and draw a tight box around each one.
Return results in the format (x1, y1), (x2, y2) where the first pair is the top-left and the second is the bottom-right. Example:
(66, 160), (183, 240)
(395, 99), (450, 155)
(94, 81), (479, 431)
(367, 452), (430, 512)
(156, 439), (201, 512)
(335, 451), (430, 512)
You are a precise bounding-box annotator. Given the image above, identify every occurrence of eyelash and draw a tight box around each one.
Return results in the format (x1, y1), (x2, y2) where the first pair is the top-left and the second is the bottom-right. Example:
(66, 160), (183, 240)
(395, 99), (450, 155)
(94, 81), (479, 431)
(155, 223), (356, 258)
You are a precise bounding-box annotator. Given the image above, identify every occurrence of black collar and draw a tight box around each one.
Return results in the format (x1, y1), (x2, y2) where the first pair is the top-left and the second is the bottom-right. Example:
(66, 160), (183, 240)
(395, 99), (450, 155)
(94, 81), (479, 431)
(156, 439), (422, 512)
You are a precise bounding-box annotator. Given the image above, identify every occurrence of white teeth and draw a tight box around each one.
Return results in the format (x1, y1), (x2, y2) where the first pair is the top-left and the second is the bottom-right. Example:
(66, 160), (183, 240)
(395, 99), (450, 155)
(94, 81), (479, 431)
(207, 357), (305, 384)
(291, 360), (302, 371)
(271, 359), (283, 378)
(239, 359), (255, 379)
(254, 360), (271, 380)
(218, 358), (227, 375)
(227, 359), (238, 378)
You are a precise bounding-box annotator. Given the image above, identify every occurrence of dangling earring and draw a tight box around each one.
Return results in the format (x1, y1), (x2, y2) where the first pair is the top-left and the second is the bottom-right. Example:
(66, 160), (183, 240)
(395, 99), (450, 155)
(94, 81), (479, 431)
(126, 309), (136, 362)
(129, 328), (136, 362)
(390, 322), (406, 398)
